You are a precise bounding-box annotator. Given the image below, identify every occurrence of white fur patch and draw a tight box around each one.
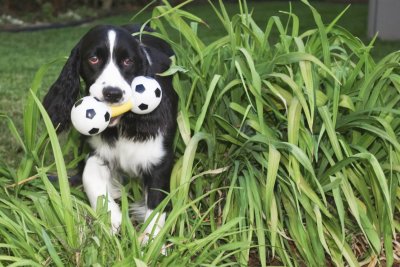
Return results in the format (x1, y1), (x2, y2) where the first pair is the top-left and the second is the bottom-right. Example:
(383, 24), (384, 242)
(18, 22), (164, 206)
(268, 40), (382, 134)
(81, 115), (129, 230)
(108, 30), (116, 56)
(130, 191), (147, 222)
(141, 210), (166, 246)
(82, 155), (122, 234)
(89, 30), (132, 104)
(144, 210), (166, 236)
(141, 46), (153, 66)
(88, 134), (165, 176)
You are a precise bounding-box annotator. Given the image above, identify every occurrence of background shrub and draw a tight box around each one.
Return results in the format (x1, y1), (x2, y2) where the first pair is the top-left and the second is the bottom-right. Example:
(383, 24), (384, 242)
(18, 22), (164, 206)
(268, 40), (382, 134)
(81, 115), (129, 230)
(0, 0), (399, 266)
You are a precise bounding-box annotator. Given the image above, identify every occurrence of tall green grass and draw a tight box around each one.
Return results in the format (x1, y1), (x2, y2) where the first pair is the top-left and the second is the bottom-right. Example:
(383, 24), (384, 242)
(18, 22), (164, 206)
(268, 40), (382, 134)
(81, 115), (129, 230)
(0, 0), (399, 266)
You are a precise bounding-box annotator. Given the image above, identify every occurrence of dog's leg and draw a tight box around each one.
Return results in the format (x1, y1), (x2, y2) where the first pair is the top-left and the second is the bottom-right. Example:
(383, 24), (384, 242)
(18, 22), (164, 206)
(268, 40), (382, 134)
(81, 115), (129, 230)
(139, 208), (167, 255)
(139, 158), (173, 253)
(141, 209), (166, 244)
(83, 155), (122, 234)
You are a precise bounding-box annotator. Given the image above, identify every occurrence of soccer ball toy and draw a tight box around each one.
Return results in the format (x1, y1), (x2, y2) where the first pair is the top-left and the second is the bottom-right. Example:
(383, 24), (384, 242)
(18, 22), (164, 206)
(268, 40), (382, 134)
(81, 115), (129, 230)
(71, 96), (112, 136)
(131, 76), (162, 115)
(70, 77), (162, 136)
(71, 96), (133, 136)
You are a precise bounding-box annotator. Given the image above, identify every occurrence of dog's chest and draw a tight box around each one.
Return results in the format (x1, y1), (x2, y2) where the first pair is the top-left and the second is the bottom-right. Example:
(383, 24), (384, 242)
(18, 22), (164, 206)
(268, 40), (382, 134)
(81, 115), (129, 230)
(89, 135), (165, 175)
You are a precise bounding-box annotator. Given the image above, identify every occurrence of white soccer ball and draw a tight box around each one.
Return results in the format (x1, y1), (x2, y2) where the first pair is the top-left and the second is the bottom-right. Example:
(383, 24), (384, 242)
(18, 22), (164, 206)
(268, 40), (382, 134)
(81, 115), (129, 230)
(131, 76), (162, 114)
(70, 96), (111, 136)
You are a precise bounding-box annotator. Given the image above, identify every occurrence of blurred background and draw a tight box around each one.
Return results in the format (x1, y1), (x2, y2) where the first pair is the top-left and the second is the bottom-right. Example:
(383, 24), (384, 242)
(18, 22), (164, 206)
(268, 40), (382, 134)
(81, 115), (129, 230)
(1, 0), (399, 40)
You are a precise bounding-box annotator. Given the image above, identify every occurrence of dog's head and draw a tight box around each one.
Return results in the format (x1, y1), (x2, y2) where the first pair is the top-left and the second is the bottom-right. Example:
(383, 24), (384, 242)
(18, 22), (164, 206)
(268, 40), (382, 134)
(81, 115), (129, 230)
(43, 25), (153, 132)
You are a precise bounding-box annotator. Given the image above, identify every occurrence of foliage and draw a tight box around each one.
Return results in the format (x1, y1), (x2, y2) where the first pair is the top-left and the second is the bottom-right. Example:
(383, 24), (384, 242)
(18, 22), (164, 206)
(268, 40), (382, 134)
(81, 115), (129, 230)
(0, 0), (400, 266)
(0, 0), (186, 16)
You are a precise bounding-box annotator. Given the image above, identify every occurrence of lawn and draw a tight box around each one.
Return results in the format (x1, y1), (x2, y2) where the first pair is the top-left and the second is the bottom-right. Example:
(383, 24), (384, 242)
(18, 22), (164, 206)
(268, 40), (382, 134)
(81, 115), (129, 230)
(0, 0), (399, 266)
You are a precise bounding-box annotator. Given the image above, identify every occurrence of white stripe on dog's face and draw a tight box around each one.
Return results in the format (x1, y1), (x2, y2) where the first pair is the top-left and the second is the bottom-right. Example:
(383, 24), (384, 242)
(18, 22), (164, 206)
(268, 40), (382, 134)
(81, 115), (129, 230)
(89, 30), (132, 103)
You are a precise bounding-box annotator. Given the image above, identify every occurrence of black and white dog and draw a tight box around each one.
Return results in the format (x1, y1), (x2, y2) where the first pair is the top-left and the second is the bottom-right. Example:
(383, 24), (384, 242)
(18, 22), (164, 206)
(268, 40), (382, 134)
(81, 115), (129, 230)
(43, 24), (178, 243)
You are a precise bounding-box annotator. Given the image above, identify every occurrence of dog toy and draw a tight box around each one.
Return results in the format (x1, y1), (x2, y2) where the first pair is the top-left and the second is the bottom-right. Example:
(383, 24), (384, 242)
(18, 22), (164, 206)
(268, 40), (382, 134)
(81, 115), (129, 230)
(70, 76), (162, 136)
(130, 76), (162, 114)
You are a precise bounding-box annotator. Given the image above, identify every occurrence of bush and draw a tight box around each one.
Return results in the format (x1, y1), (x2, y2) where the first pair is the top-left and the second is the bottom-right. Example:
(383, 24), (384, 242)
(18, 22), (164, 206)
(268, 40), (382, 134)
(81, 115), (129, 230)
(0, 0), (399, 266)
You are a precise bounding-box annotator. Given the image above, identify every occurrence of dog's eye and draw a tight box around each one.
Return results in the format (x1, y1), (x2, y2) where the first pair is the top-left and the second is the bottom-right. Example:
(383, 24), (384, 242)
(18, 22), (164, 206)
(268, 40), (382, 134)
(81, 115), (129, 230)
(88, 56), (100, 65)
(123, 58), (133, 67)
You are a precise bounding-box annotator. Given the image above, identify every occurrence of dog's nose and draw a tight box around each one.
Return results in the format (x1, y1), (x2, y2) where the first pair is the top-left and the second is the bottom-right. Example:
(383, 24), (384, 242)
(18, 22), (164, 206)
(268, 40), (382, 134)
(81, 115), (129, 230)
(103, 87), (123, 103)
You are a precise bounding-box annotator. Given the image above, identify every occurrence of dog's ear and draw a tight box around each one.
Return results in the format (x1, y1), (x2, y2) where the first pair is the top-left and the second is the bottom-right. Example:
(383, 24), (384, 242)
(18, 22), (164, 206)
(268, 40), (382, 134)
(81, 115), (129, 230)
(139, 44), (172, 76)
(138, 44), (153, 76)
(43, 43), (81, 133)
(124, 24), (174, 57)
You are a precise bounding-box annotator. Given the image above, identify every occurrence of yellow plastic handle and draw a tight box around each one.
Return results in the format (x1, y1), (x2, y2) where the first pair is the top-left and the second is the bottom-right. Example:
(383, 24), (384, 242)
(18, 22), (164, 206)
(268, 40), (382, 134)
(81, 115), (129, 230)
(110, 100), (133, 117)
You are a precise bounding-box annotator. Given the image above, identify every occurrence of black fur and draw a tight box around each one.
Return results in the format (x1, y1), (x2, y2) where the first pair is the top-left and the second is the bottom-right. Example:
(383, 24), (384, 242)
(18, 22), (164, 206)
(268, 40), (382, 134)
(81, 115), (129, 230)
(43, 44), (81, 132)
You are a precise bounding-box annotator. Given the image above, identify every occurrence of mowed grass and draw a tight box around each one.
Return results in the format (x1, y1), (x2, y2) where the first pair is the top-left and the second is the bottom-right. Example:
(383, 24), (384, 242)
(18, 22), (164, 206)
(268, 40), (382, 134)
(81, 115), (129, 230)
(0, 1), (400, 266)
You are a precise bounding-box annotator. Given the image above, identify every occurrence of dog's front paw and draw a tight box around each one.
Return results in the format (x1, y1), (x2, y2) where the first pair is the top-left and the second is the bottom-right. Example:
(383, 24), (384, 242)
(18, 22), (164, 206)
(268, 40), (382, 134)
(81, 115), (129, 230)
(139, 232), (167, 255)
(109, 201), (122, 234)
(139, 211), (167, 254)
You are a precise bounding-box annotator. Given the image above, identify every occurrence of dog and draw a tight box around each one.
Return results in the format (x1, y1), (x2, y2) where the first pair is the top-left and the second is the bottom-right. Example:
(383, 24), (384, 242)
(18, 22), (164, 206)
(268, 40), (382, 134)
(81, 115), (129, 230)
(43, 24), (178, 244)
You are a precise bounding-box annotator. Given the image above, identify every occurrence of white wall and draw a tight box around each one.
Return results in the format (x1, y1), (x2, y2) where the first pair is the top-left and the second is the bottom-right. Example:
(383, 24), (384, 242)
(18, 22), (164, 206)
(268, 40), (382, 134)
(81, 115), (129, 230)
(368, 0), (400, 40)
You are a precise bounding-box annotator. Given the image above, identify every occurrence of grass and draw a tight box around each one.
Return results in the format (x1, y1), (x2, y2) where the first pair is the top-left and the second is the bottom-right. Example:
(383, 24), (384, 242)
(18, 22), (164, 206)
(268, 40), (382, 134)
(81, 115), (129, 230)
(0, 2), (388, 160)
(1, 0), (400, 266)
(0, 1), (398, 165)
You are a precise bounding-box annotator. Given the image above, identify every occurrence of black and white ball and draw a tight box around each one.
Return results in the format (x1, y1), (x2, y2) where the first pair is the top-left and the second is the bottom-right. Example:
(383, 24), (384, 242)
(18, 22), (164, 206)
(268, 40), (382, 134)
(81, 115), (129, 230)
(131, 76), (162, 114)
(70, 96), (111, 136)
